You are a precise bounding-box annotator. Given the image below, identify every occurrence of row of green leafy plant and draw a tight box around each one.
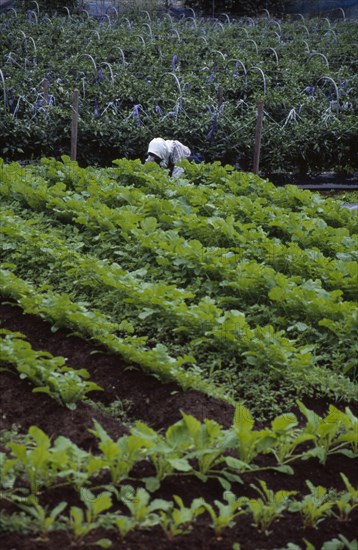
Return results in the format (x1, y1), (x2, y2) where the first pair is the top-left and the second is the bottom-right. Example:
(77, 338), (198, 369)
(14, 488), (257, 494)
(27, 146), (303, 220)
(1, 200), (356, 362)
(0, 328), (102, 408)
(0, 267), (228, 400)
(6, 156), (357, 256)
(0, 10), (357, 172)
(0, 159), (357, 409)
(1, 480), (357, 546)
(1, 207), (357, 396)
(3, 400), (357, 490)
(2, 264), (357, 420)
(27, 157), (357, 232)
(1, 405), (357, 544)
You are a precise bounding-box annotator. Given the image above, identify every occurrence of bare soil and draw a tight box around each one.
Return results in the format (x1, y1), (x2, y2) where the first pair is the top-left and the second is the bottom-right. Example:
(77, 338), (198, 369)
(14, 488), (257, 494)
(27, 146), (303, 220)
(0, 300), (357, 550)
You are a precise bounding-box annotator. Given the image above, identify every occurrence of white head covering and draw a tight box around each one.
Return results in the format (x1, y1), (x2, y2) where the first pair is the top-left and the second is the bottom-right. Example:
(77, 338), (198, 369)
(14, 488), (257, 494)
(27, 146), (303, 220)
(147, 138), (170, 167)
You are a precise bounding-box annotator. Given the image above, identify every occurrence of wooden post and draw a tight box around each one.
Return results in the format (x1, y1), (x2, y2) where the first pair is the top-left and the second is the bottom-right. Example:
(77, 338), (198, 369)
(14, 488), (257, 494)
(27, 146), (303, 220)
(71, 89), (79, 161)
(253, 100), (264, 175)
(43, 78), (49, 104)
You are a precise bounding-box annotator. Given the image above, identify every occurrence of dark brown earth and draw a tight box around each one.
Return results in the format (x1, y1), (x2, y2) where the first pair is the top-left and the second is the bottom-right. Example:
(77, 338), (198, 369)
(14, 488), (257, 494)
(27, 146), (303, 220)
(1, 300), (357, 549)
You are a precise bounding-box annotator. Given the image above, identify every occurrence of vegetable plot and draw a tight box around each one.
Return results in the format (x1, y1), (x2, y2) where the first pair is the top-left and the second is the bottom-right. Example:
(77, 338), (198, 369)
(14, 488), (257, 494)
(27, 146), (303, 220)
(0, 156), (357, 548)
(1, 157), (357, 416)
(0, 9), (357, 173)
(0, 323), (357, 550)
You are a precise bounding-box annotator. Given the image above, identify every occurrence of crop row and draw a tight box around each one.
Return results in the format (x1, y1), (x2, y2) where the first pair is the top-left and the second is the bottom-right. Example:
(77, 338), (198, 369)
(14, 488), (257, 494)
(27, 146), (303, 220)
(2, 158), (356, 256)
(1, 403), (357, 544)
(0, 328), (102, 408)
(0, 11), (357, 171)
(30, 156), (357, 230)
(1, 160), (357, 389)
(2, 479), (357, 546)
(13, 159), (356, 310)
(0, 267), (226, 398)
(1, 159), (357, 303)
(1, 206), (357, 395)
(3, 401), (357, 483)
(2, 264), (357, 412)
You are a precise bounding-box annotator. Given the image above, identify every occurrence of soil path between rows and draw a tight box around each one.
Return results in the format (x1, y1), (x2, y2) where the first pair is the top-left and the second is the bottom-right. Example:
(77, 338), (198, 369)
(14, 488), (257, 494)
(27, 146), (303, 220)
(0, 300), (236, 444)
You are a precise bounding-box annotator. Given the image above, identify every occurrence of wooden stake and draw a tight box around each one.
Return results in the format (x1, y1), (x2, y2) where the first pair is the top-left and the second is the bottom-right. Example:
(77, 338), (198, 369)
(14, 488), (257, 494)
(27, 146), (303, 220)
(71, 89), (79, 161)
(253, 100), (264, 175)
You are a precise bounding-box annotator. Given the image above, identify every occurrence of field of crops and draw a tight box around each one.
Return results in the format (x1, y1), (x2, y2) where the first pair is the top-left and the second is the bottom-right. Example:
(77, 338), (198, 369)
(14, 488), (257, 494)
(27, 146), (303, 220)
(0, 155), (357, 548)
(1, 2), (358, 548)
(0, 6), (357, 173)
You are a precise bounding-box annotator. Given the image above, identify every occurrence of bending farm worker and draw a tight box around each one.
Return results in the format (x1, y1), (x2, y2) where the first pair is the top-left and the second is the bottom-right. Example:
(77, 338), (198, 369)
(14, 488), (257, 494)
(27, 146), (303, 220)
(145, 137), (191, 178)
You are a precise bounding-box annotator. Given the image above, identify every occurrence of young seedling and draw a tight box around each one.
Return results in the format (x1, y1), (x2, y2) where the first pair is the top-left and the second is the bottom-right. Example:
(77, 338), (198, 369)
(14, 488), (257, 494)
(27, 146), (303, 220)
(159, 495), (206, 540)
(112, 515), (136, 539)
(90, 420), (146, 484)
(203, 492), (247, 539)
(170, 413), (228, 479)
(289, 480), (334, 528)
(298, 402), (358, 465)
(268, 412), (314, 465)
(12, 495), (67, 540)
(230, 404), (274, 464)
(119, 485), (171, 528)
(70, 490), (112, 545)
(131, 420), (192, 491)
(332, 473), (358, 522)
(248, 480), (297, 533)
(6, 426), (53, 495)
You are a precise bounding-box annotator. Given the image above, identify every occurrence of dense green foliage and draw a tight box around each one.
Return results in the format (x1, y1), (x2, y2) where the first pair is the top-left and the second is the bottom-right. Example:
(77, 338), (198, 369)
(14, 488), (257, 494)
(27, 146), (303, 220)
(1, 6), (357, 546)
(1, 157), (357, 417)
(0, 9), (357, 172)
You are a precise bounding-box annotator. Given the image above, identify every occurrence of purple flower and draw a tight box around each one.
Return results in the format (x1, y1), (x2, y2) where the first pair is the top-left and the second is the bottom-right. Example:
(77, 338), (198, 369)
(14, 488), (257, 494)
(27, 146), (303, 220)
(97, 68), (103, 83)
(172, 54), (178, 71)
(304, 85), (315, 96)
(208, 113), (218, 144)
(207, 67), (216, 82)
(155, 104), (162, 115)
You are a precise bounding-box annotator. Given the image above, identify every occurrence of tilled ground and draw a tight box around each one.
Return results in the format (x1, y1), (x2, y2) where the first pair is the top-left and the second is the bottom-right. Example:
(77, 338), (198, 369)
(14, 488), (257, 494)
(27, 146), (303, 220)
(0, 301), (357, 549)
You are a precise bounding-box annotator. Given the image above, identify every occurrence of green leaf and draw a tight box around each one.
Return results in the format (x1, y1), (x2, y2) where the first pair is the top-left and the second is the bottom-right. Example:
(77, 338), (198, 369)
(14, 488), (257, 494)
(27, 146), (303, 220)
(167, 458), (192, 472)
(217, 476), (231, 491)
(271, 413), (298, 432)
(144, 477), (160, 493)
(92, 492), (112, 518)
(233, 404), (254, 431)
(95, 539), (113, 548)
(271, 465), (294, 475)
(225, 456), (250, 472)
